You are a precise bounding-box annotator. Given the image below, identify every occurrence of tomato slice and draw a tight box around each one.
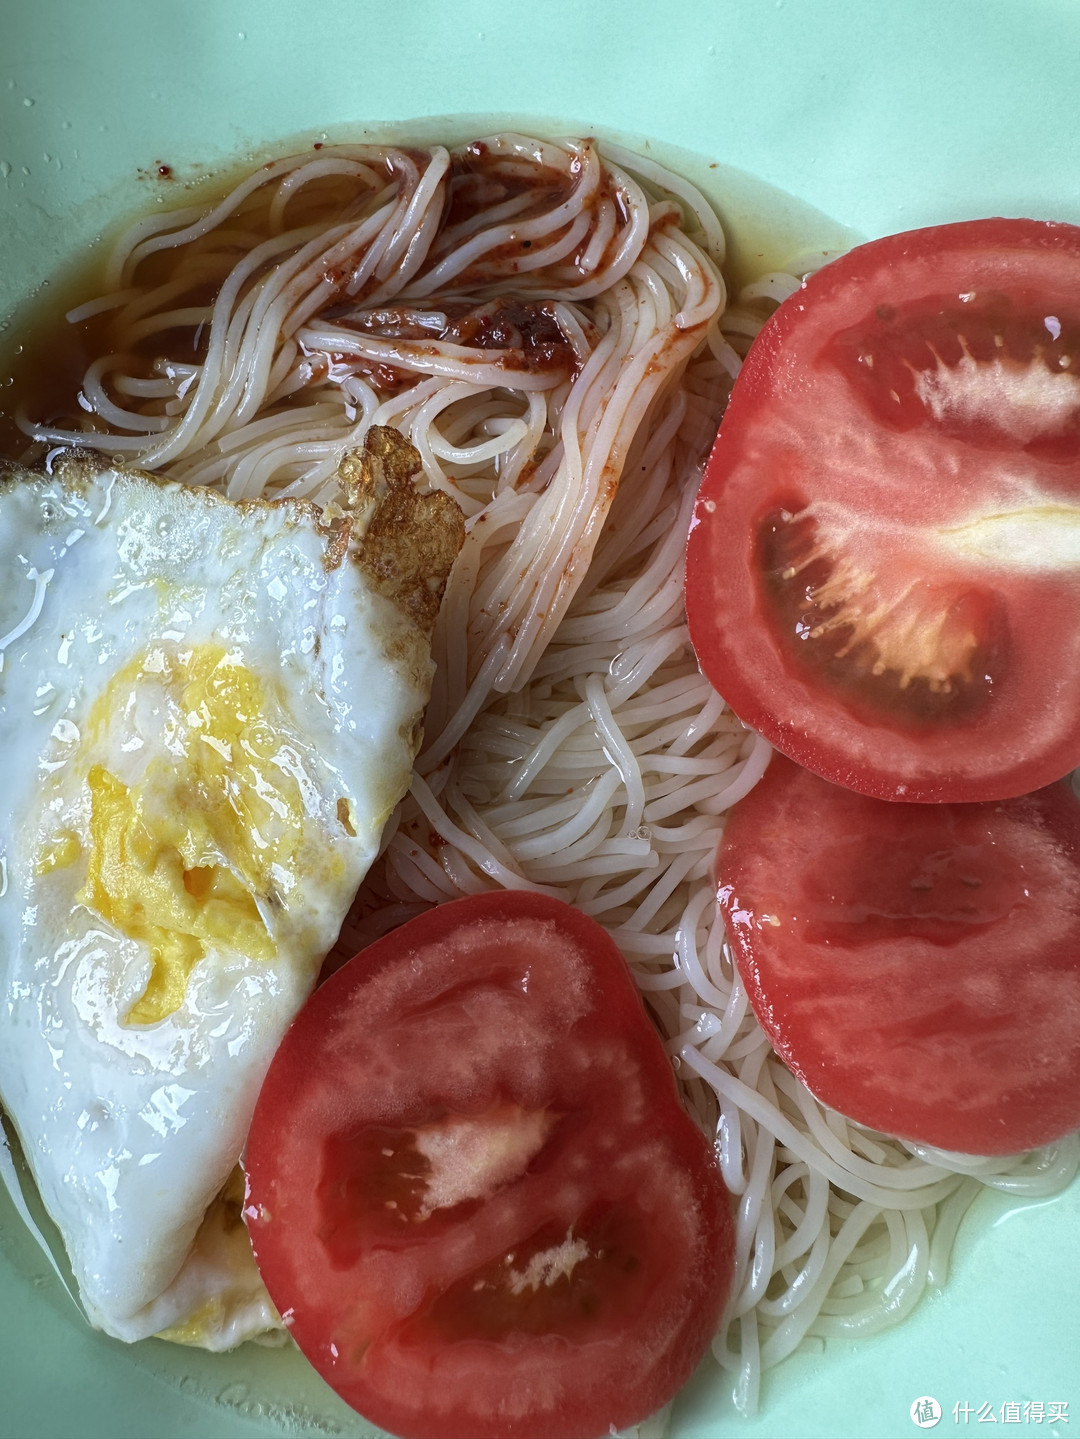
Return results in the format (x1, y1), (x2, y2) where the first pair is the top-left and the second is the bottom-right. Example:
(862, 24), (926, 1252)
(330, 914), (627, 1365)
(716, 752), (1080, 1155)
(243, 891), (734, 1439)
(686, 218), (1080, 802)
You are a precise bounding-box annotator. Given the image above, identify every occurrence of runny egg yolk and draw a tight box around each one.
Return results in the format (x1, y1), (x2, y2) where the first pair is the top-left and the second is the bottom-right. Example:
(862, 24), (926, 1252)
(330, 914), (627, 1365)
(41, 644), (322, 1025)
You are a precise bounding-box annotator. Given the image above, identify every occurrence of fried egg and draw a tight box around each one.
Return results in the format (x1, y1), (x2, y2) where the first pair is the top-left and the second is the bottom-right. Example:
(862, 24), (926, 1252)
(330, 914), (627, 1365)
(0, 435), (462, 1347)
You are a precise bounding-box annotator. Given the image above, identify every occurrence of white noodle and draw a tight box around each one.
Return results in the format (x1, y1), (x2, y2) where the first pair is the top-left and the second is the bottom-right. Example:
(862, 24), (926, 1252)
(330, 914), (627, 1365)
(13, 133), (1077, 1421)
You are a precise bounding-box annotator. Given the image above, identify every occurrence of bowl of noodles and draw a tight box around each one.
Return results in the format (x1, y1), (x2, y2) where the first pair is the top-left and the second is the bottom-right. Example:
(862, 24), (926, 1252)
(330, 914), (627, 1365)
(2, 3), (1079, 1437)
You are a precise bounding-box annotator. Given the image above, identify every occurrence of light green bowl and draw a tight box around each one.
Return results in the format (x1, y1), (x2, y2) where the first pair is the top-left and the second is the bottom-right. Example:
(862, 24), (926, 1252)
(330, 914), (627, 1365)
(2, 3), (1079, 1436)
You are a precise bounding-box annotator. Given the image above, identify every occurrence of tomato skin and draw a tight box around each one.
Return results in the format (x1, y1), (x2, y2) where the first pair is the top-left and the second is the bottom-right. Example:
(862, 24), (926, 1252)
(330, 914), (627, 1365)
(686, 217), (1080, 803)
(717, 752), (1080, 1155)
(243, 891), (734, 1439)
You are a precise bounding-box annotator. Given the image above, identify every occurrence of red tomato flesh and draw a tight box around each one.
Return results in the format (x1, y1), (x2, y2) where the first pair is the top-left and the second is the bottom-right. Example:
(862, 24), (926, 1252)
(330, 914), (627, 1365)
(243, 891), (734, 1439)
(686, 218), (1080, 802)
(717, 752), (1080, 1155)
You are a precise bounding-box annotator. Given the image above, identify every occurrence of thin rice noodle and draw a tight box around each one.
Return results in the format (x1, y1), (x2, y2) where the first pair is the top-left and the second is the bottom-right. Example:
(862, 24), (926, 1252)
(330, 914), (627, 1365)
(19, 133), (1079, 1416)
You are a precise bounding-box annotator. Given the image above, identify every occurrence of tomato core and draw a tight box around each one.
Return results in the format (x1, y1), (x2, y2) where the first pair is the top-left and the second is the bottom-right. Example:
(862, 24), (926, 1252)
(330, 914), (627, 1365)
(756, 504), (1001, 725)
(827, 291), (1080, 459)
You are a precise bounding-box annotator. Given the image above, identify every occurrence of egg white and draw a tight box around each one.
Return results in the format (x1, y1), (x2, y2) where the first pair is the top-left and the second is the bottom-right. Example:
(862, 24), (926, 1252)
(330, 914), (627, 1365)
(0, 452), (435, 1346)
